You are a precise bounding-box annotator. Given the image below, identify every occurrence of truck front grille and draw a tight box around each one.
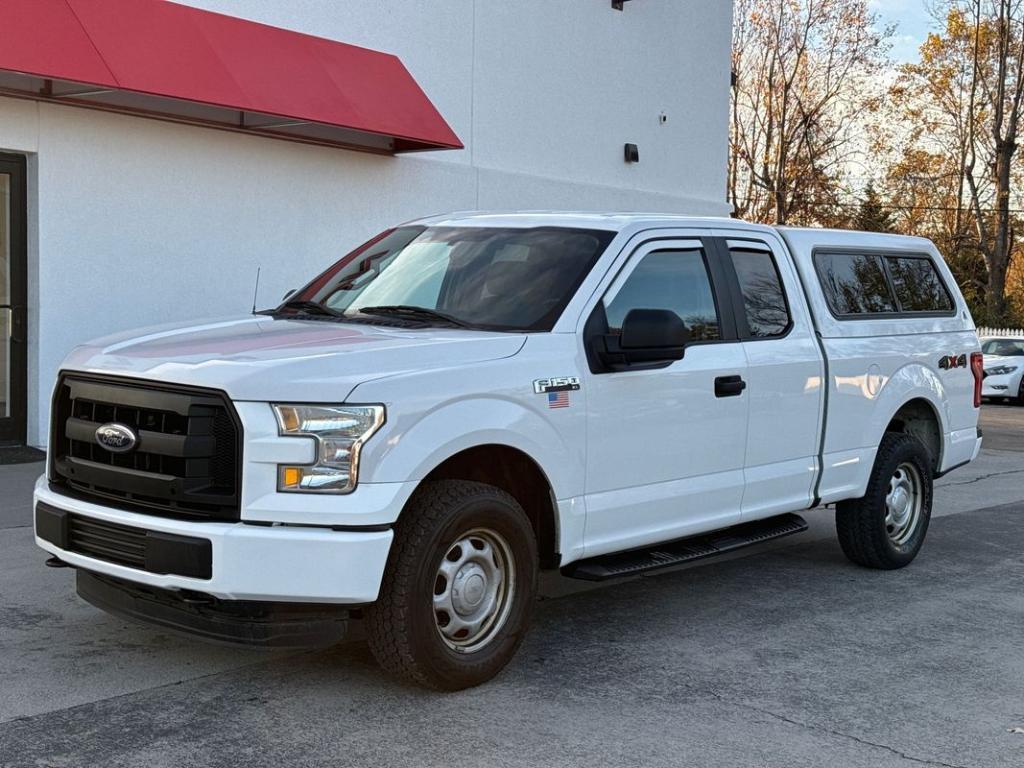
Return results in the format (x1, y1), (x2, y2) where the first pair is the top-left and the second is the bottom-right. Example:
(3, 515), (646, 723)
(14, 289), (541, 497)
(49, 374), (242, 521)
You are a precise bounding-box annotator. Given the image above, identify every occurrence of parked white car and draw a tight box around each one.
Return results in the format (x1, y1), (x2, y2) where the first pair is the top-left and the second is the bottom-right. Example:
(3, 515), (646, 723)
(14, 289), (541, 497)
(34, 213), (983, 689)
(981, 336), (1024, 404)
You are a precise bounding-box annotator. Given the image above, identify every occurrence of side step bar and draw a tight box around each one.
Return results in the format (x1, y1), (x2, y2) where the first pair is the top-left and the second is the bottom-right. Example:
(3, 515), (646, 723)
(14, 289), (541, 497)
(561, 513), (809, 582)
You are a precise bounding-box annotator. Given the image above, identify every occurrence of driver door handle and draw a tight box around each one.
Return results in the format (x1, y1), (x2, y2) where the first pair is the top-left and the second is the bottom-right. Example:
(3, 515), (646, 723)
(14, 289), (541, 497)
(715, 375), (747, 398)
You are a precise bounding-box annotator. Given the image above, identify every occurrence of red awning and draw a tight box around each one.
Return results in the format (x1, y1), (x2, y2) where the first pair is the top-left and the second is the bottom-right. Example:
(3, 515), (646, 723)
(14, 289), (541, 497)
(0, 0), (463, 153)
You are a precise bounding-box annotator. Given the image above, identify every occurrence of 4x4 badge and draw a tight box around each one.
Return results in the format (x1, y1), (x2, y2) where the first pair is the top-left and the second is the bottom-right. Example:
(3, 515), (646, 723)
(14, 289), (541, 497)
(938, 354), (967, 370)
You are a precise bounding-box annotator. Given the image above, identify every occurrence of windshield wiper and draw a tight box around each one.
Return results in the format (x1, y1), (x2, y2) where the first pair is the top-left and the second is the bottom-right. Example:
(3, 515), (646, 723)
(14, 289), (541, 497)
(277, 299), (344, 317)
(358, 305), (474, 328)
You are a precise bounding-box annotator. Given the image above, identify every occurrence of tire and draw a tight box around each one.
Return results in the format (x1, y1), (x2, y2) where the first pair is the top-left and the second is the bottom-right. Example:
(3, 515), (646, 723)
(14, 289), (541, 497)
(1016, 379), (1024, 406)
(835, 432), (933, 570)
(365, 479), (538, 690)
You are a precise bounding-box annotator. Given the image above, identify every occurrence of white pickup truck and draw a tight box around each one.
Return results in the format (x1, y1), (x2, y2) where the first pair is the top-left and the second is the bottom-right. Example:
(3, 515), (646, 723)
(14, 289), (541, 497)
(34, 213), (983, 690)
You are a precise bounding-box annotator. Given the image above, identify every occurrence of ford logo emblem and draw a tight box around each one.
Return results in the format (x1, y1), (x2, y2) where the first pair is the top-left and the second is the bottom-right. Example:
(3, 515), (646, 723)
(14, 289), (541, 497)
(94, 423), (138, 453)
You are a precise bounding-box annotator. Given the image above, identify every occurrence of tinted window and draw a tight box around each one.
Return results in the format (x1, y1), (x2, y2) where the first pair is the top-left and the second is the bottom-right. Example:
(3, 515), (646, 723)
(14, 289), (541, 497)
(815, 253), (897, 315)
(885, 256), (953, 313)
(982, 339), (1024, 356)
(605, 249), (720, 341)
(291, 226), (615, 332)
(731, 247), (791, 337)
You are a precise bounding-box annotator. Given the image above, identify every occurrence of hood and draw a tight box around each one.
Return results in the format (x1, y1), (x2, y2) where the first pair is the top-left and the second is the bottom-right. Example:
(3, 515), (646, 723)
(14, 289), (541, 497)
(62, 316), (527, 402)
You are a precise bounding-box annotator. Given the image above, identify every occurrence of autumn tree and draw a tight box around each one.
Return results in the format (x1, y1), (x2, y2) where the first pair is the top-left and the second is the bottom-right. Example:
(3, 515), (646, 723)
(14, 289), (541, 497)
(729, 0), (891, 225)
(885, 2), (1024, 322)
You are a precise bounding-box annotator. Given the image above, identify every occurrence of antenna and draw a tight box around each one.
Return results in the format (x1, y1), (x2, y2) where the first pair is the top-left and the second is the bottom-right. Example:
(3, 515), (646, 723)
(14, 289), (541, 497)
(251, 267), (262, 314)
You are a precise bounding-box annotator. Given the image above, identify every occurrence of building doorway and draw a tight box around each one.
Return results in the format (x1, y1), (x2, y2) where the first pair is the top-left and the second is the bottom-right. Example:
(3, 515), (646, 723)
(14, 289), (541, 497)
(0, 153), (27, 445)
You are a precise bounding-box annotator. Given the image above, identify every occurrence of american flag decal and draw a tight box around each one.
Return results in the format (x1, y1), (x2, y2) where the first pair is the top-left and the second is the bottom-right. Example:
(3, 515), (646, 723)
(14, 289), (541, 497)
(548, 390), (570, 409)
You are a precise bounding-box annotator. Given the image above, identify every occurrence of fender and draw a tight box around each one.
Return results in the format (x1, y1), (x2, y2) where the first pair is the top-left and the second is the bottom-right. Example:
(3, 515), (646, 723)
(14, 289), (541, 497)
(821, 362), (949, 502)
(356, 395), (583, 502)
(352, 396), (584, 552)
(868, 362), (948, 458)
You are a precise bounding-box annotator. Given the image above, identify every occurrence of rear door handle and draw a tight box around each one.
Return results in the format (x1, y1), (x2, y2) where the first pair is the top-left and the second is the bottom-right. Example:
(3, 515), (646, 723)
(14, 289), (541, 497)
(715, 375), (747, 398)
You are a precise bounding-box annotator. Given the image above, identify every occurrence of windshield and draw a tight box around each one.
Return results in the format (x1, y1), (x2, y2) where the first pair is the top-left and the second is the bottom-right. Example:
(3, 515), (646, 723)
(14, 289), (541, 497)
(982, 339), (1024, 356)
(282, 225), (615, 331)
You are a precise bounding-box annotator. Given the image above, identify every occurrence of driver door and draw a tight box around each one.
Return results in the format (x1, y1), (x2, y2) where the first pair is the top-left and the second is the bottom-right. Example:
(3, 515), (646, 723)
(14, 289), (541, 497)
(582, 237), (749, 558)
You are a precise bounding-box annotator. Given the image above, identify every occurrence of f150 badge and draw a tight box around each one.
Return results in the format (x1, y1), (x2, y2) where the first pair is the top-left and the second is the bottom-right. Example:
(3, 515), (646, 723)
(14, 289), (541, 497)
(533, 377), (581, 394)
(938, 354), (967, 370)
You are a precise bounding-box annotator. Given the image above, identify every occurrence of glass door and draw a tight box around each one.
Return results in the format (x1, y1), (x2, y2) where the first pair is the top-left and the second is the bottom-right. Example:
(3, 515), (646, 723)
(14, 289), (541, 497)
(0, 154), (27, 444)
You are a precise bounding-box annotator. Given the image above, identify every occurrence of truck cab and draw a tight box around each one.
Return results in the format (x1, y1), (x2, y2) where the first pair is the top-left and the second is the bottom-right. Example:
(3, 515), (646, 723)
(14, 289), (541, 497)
(34, 213), (983, 689)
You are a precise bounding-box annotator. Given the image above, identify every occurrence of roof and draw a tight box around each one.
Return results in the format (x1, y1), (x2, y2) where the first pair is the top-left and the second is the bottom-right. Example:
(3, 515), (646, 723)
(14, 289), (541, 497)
(406, 212), (934, 244)
(0, 0), (462, 154)
(407, 211), (752, 231)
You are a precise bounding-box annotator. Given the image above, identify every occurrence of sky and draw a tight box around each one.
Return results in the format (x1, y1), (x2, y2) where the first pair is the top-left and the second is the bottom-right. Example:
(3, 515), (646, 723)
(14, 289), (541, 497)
(870, 0), (934, 62)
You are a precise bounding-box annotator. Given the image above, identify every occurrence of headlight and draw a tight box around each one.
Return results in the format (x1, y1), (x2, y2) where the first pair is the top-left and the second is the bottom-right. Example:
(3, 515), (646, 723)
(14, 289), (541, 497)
(273, 404), (385, 494)
(985, 365), (1020, 376)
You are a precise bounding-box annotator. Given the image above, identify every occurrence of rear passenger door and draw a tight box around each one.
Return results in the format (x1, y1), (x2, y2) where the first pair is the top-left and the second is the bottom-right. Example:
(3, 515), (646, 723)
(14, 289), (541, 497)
(582, 237), (749, 557)
(713, 233), (825, 519)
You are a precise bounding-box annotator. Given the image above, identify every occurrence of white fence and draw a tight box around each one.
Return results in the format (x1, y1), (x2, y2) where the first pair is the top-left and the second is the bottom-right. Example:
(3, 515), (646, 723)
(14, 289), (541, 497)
(978, 327), (1024, 338)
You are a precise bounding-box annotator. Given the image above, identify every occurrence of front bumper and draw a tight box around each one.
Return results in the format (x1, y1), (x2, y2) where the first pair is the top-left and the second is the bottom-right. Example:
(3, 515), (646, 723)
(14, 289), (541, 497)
(34, 477), (393, 604)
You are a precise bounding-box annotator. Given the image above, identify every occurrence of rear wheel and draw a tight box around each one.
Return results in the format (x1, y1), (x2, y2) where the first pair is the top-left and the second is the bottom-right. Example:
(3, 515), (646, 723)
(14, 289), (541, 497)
(836, 432), (933, 570)
(365, 480), (538, 690)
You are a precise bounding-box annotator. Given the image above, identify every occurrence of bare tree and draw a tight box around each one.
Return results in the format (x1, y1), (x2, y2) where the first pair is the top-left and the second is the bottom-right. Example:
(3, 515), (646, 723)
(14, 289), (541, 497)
(729, 0), (891, 225)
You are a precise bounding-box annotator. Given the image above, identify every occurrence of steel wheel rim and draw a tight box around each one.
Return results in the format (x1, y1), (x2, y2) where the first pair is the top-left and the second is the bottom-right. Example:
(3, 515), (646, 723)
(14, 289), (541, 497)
(885, 462), (923, 546)
(433, 527), (516, 653)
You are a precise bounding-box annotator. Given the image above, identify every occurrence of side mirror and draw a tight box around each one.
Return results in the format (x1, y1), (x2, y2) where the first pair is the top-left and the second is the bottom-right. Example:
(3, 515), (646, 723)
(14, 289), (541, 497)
(282, 289), (297, 301)
(621, 309), (688, 351)
(598, 308), (688, 370)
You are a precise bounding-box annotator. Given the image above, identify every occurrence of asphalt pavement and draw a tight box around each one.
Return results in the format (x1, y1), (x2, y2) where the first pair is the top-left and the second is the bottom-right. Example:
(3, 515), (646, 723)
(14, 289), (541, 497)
(1, 405), (1022, 768)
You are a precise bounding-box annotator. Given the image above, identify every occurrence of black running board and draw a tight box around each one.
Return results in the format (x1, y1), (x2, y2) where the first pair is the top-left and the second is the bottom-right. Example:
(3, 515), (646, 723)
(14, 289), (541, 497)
(561, 513), (809, 581)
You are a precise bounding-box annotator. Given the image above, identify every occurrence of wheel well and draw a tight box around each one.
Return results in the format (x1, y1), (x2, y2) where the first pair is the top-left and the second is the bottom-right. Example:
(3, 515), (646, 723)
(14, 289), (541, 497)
(420, 445), (560, 569)
(886, 399), (942, 473)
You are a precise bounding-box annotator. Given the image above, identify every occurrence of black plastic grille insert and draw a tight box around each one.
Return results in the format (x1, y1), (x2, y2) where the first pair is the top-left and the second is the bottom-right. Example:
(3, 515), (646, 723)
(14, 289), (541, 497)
(50, 374), (242, 521)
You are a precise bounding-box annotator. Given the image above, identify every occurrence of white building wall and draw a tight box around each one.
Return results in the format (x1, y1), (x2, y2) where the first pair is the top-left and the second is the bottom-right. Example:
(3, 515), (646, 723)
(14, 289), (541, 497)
(0, 0), (733, 446)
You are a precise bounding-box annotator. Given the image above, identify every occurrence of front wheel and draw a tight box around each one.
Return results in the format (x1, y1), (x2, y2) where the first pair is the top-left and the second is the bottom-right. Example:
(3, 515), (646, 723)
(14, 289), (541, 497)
(836, 432), (933, 570)
(365, 480), (538, 690)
